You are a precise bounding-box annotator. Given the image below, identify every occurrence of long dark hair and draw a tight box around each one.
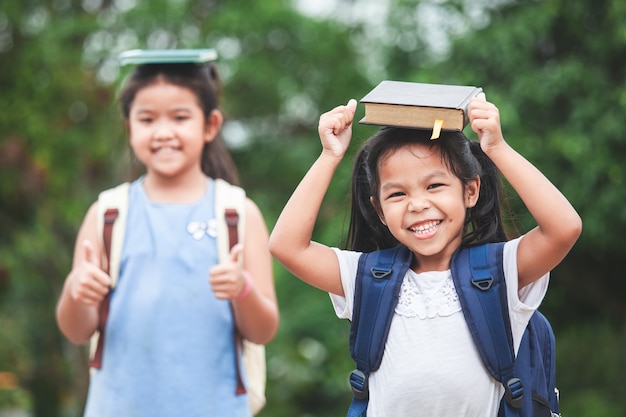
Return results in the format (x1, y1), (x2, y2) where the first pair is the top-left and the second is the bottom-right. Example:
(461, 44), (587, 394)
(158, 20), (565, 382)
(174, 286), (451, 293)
(345, 127), (509, 252)
(118, 62), (240, 185)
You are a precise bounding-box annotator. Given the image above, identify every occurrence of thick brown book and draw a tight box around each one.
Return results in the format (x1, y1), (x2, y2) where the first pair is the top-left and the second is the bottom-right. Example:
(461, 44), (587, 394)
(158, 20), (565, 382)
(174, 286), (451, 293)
(359, 80), (483, 132)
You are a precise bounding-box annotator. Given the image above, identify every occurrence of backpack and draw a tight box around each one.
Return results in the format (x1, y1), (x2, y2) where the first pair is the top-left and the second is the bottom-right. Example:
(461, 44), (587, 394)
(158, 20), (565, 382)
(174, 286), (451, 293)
(348, 243), (560, 417)
(89, 179), (267, 415)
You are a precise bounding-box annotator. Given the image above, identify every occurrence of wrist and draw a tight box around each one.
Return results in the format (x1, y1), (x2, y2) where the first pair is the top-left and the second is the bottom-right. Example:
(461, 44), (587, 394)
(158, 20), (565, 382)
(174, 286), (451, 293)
(235, 271), (253, 301)
(319, 149), (345, 165)
(481, 137), (509, 159)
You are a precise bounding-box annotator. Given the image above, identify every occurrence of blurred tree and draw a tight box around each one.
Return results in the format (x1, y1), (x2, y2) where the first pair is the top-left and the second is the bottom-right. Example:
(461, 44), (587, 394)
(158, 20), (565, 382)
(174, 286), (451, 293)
(1, 0), (624, 416)
(0, 2), (115, 416)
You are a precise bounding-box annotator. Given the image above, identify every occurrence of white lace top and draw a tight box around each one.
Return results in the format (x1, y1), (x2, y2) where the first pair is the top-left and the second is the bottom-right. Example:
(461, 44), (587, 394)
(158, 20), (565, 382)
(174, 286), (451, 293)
(397, 268), (461, 319)
(330, 237), (549, 417)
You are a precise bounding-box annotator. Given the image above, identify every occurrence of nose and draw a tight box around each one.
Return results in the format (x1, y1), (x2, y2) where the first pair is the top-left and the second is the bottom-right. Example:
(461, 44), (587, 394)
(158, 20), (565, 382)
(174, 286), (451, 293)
(407, 193), (430, 212)
(153, 121), (174, 141)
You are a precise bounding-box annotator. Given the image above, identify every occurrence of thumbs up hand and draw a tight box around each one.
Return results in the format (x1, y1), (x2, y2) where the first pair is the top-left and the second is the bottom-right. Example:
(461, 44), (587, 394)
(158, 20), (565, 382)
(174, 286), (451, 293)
(209, 244), (252, 300)
(68, 239), (112, 306)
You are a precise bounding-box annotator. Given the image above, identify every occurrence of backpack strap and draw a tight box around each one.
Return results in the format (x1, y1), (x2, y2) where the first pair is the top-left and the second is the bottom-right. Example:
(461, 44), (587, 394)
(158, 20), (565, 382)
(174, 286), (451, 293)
(525, 311), (559, 416)
(90, 182), (130, 369)
(451, 243), (525, 411)
(533, 311), (558, 412)
(214, 179), (267, 415)
(348, 246), (412, 417)
(214, 179), (248, 396)
(214, 178), (245, 264)
(96, 182), (130, 287)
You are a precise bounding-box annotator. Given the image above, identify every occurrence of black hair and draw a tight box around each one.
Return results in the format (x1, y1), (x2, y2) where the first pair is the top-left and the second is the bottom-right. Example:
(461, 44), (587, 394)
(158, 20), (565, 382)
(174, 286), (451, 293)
(345, 127), (509, 252)
(118, 62), (239, 185)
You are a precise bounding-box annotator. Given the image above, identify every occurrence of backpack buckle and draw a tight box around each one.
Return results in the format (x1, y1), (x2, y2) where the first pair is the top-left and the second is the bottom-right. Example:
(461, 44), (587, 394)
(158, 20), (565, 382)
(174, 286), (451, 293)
(471, 276), (493, 291)
(370, 267), (391, 279)
(504, 377), (524, 408)
(349, 369), (369, 399)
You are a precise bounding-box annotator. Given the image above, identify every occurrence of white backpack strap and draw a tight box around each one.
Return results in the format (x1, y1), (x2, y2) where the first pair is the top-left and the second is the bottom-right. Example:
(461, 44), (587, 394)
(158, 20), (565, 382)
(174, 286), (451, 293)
(90, 182), (129, 369)
(214, 179), (266, 414)
(96, 182), (130, 288)
(214, 178), (246, 263)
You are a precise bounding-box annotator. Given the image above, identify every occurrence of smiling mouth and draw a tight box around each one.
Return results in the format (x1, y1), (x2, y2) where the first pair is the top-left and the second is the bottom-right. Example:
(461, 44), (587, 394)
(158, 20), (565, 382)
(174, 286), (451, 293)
(152, 146), (179, 154)
(408, 220), (442, 235)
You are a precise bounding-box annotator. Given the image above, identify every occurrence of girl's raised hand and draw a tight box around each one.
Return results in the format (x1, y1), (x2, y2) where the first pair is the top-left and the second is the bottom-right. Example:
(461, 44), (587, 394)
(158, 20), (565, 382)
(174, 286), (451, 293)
(468, 93), (505, 153)
(318, 99), (358, 159)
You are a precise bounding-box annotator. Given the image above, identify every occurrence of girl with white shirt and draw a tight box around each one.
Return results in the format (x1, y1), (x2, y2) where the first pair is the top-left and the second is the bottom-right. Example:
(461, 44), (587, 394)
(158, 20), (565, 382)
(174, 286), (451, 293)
(269, 93), (580, 416)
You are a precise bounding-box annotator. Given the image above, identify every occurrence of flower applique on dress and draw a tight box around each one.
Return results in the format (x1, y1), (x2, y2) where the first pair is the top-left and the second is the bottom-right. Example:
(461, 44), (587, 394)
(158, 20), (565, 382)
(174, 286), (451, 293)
(186, 218), (218, 240)
(395, 270), (462, 319)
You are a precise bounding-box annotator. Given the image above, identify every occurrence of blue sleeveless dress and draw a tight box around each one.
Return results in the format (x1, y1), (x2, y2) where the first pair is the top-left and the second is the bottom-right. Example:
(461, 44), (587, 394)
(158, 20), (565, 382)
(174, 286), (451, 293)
(84, 178), (251, 417)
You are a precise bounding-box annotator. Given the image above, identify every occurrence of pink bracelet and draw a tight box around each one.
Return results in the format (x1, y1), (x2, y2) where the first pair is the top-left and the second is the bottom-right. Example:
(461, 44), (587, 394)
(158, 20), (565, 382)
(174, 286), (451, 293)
(236, 271), (253, 300)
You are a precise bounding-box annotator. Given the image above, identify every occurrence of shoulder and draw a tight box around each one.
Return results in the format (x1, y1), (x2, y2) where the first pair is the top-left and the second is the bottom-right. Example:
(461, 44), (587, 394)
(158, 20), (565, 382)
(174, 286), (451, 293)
(70, 199), (101, 267)
(244, 197), (262, 218)
(240, 195), (268, 232)
(83, 200), (100, 230)
(86, 181), (133, 233)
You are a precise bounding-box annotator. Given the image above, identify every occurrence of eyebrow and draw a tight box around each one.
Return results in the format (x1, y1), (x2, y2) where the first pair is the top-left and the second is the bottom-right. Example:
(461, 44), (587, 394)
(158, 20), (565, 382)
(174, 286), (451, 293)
(132, 107), (193, 115)
(380, 169), (451, 191)
(423, 170), (451, 180)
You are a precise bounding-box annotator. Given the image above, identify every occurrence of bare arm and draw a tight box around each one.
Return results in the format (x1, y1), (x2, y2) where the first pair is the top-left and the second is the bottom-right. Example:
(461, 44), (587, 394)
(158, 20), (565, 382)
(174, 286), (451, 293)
(269, 99), (358, 296)
(56, 202), (111, 345)
(468, 95), (582, 288)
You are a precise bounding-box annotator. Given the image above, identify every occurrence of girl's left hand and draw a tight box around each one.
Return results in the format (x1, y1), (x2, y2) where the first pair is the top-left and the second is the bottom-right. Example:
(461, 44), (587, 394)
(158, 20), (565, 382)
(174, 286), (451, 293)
(209, 244), (249, 300)
(468, 93), (505, 152)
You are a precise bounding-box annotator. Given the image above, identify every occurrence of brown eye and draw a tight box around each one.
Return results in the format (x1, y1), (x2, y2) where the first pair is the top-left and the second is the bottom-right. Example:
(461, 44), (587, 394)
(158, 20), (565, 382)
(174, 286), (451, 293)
(385, 191), (404, 200)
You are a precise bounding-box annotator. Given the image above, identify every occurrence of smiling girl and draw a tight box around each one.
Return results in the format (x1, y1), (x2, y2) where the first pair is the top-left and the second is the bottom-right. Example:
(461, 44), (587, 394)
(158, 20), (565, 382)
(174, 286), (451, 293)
(56, 58), (278, 417)
(269, 95), (581, 416)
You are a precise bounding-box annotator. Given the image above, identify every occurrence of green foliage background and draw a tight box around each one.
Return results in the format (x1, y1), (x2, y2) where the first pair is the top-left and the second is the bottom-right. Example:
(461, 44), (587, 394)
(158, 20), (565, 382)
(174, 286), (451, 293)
(0, 0), (624, 416)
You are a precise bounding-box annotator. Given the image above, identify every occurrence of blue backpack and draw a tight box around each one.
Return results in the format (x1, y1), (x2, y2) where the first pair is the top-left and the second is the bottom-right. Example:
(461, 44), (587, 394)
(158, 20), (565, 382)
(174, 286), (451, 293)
(348, 243), (560, 417)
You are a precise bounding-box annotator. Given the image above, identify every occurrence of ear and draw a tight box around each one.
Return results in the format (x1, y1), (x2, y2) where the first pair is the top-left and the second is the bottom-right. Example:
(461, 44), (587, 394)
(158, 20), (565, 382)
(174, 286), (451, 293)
(203, 109), (223, 143)
(465, 177), (480, 208)
(370, 195), (387, 225)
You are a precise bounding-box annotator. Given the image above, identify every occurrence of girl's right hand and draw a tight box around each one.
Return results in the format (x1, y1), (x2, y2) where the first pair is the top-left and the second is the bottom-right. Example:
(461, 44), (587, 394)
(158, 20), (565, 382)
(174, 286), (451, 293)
(318, 99), (357, 159)
(68, 239), (111, 307)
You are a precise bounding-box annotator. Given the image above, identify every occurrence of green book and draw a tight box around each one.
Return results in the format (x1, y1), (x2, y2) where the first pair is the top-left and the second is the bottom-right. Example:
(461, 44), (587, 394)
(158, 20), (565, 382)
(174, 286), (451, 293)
(118, 49), (218, 66)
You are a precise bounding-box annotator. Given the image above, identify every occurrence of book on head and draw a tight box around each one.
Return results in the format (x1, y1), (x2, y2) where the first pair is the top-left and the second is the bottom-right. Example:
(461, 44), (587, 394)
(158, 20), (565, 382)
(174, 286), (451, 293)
(118, 49), (218, 66)
(359, 80), (483, 136)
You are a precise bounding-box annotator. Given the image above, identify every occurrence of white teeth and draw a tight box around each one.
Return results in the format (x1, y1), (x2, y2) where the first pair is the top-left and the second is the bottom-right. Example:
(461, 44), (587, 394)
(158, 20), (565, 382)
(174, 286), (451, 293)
(410, 220), (441, 235)
(154, 146), (176, 154)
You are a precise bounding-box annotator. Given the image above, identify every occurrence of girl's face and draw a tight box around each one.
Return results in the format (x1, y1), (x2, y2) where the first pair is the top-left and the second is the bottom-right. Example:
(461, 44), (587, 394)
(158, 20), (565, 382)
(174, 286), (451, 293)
(128, 79), (220, 181)
(374, 143), (479, 272)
